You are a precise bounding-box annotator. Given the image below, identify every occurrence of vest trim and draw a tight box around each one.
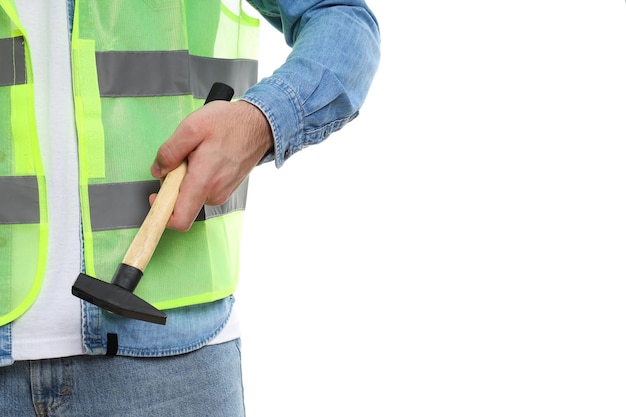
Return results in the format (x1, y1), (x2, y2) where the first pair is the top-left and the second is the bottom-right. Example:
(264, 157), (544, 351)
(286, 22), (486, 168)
(0, 36), (26, 86)
(0, 176), (39, 224)
(88, 178), (248, 231)
(96, 51), (258, 99)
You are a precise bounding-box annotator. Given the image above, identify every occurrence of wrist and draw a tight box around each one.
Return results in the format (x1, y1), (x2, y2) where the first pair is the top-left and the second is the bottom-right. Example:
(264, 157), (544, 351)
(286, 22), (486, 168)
(233, 100), (274, 162)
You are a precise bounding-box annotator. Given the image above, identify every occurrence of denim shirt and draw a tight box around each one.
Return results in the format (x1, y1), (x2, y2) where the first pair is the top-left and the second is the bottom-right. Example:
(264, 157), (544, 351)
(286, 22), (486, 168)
(0, 0), (380, 366)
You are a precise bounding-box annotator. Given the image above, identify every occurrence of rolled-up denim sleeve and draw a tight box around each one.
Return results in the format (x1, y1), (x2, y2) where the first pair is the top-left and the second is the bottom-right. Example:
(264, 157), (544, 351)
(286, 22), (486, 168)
(241, 0), (381, 167)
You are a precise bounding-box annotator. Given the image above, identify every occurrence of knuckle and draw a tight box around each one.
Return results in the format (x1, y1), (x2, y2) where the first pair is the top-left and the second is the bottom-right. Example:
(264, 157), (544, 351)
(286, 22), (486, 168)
(202, 179), (230, 207)
(179, 117), (202, 139)
(205, 191), (229, 207)
(170, 216), (193, 232)
(157, 141), (178, 167)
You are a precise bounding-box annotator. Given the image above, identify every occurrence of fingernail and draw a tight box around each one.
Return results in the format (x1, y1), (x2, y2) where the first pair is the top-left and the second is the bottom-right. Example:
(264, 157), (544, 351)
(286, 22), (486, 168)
(151, 163), (162, 178)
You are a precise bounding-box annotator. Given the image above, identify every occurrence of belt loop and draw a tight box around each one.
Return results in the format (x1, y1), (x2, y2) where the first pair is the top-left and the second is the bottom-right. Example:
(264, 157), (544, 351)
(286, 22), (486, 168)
(105, 333), (118, 356)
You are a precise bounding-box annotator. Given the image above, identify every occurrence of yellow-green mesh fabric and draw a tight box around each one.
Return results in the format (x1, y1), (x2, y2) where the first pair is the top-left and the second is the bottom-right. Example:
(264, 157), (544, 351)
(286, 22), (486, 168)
(215, 3), (259, 59)
(0, 5), (48, 325)
(93, 96), (198, 184)
(92, 211), (244, 309)
(74, 0), (257, 308)
(79, 0), (258, 58)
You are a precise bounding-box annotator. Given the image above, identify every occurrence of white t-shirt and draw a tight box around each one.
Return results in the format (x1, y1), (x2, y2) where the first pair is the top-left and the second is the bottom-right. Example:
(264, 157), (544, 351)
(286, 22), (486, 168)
(11, 0), (238, 360)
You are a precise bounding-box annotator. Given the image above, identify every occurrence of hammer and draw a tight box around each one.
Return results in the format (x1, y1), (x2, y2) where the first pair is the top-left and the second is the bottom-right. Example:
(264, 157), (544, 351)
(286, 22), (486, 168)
(71, 82), (235, 325)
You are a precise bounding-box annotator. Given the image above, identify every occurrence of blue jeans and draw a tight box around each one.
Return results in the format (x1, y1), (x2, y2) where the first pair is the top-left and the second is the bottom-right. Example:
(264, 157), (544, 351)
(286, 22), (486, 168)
(0, 339), (245, 417)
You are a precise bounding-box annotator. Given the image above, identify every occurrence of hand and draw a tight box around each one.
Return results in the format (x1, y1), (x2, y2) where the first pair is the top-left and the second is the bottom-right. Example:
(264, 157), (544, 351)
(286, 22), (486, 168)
(150, 100), (273, 231)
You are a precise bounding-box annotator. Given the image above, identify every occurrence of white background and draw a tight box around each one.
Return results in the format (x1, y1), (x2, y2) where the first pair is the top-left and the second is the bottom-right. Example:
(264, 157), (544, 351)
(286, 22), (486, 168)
(238, 1), (626, 416)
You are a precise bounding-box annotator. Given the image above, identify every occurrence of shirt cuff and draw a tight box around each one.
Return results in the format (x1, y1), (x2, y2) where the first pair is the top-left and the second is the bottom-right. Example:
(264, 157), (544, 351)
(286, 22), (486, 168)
(240, 77), (303, 168)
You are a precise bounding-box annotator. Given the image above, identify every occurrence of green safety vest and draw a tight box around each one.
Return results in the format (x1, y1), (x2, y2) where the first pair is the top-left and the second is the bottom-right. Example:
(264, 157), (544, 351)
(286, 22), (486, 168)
(0, 0), (259, 326)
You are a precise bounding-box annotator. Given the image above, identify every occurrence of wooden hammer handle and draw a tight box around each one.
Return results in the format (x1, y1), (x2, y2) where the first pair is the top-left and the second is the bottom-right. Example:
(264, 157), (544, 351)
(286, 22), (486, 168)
(122, 161), (187, 271)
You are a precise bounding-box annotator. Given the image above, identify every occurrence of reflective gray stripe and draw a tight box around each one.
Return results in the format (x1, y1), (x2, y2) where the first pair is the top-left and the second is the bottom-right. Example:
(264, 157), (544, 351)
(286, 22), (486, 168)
(0, 36), (27, 87)
(0, 176), (39, 224)
(96, 51), (257, 99)
(88, 178), (248, 232)
(89, 181), (159, 232)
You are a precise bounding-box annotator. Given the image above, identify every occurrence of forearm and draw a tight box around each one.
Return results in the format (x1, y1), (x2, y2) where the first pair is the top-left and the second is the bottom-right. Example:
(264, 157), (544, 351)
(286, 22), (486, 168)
(242, 0), (381, 167)
(150, 1), (380, 230)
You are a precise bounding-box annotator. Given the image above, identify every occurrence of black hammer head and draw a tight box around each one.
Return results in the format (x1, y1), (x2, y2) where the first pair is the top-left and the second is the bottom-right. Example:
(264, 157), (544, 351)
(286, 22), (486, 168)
(72, 273), (167, 325)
